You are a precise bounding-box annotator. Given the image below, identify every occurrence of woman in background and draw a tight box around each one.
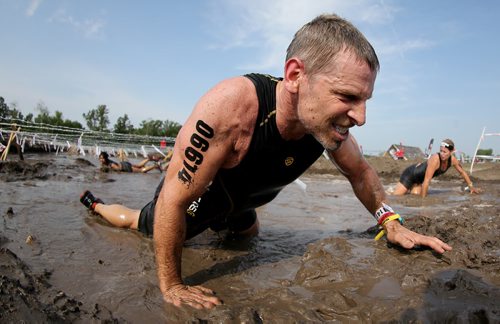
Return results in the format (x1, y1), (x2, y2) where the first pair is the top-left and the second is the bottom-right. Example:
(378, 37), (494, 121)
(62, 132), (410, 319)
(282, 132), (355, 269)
(391, 139), (481, 197)
(99, 151), (171, 173)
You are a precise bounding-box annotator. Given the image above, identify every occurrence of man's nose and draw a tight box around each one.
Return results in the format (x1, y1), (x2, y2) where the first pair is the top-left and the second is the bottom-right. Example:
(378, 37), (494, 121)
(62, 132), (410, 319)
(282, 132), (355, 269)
(347, 102), (366, 126)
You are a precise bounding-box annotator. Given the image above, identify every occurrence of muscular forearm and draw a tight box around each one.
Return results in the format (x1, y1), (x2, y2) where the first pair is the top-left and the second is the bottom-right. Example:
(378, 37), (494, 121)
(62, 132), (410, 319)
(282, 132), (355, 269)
(154, 202), (187, 293)
(349, 164), (386, 214)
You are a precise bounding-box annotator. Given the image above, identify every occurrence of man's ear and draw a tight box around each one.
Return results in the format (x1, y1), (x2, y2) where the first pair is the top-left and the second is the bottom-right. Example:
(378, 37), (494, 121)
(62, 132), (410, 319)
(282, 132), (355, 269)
(283, 58), (305, 93)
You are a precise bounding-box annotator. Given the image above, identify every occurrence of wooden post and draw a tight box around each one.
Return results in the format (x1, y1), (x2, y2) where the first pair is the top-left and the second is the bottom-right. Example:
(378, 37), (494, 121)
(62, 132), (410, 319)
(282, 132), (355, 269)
(1, 126), (21, 161)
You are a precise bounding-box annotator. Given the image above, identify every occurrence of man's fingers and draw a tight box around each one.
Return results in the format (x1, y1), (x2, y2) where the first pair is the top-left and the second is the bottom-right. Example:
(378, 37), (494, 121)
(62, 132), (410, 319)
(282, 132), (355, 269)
(387, 228), (452, 254)
(420, 236), (452, 254)
(193, 285), (216, 295)
(188, 285), (223, 306)
(171, 295), (214, 310)
(163, 284), (222, 310)
(183, 299), (208, 310)
(181, 294), (220, 310)
(410, 234), (452, 254)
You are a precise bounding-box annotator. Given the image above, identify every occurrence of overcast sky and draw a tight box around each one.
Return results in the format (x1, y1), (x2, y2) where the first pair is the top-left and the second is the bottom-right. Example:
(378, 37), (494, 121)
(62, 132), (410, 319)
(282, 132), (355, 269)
(1, 0), (499, 155)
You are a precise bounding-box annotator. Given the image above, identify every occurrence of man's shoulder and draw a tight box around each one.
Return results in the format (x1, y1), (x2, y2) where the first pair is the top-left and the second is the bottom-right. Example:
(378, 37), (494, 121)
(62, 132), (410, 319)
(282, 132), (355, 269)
(218, 75), (256, 95)
(188, 76), (259, 133)
(206, 76), (258, 113)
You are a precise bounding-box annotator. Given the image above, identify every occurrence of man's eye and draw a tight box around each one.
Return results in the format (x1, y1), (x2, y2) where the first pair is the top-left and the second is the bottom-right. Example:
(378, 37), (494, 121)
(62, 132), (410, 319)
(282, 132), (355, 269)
(342, 95), (358, 102)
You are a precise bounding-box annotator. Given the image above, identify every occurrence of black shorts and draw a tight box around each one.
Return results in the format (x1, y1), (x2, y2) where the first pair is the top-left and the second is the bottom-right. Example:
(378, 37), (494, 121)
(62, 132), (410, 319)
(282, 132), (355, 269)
(399, 164), (418, 189)
(120, 161), (133, 172)
(138, 200), (155, 236)
(137, 182), (257, 239)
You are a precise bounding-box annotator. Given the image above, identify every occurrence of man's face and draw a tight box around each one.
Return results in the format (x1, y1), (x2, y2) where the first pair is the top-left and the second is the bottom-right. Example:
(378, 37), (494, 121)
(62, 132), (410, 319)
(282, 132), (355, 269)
(297, 50), (376, 151)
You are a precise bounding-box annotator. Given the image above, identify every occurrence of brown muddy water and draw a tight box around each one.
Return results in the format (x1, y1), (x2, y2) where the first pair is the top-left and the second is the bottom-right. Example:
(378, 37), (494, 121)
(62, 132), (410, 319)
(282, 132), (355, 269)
(1, 154), (499, 322)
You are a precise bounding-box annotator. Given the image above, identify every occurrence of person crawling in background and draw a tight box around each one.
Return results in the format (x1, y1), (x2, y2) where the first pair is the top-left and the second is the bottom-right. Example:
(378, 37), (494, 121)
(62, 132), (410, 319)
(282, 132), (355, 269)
(390, 138), (482, 197)
(99, 151), (172, 173)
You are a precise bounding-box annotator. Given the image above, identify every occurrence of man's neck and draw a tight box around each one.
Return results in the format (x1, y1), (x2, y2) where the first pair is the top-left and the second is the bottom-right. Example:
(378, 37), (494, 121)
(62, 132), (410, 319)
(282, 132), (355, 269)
(275, 81), (307, 140)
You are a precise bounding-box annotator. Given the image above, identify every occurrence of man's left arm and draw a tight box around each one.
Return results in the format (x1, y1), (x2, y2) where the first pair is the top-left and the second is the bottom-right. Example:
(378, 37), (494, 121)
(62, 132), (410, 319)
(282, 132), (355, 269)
(328, 135), (452, 254)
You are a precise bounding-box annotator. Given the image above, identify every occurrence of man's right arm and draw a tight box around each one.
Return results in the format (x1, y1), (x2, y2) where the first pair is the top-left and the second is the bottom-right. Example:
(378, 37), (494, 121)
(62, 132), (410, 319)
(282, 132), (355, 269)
(153, 117), (230, 309)
(152, 77), (257, 309)
(154, 180), (222, 309)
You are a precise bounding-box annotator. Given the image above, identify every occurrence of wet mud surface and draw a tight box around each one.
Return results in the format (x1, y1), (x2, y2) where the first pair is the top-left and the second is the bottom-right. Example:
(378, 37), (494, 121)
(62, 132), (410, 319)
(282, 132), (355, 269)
(1, 154), (499, 322)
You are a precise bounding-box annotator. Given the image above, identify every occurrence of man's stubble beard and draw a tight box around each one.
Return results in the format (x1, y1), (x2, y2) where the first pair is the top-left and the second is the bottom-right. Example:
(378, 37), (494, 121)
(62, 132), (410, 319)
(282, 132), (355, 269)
(313, 132), (342, 151)
(302, 119), (342, 152)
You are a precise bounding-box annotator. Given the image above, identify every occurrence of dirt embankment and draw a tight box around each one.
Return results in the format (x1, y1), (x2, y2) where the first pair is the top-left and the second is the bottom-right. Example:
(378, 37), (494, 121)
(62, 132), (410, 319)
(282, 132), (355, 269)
(306, 155), (500, 182)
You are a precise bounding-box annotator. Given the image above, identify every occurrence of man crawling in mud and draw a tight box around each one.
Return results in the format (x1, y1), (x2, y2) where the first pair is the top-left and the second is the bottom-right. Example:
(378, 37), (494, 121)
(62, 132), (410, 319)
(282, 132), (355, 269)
(80, 14), (452, 310)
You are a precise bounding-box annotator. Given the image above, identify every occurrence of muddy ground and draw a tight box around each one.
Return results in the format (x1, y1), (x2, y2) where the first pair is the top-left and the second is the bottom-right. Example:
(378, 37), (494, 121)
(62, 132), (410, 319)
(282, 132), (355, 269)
(0, 153), (499, 322)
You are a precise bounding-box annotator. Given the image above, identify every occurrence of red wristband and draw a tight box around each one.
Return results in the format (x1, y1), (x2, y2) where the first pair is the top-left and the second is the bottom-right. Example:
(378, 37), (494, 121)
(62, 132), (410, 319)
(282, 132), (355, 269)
(377, 212), (395, 225)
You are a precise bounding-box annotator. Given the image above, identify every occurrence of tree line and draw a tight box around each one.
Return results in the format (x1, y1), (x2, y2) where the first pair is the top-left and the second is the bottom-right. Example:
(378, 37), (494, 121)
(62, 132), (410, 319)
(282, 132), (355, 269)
(0, 96), (181, 137)
(1, 96), (495, 156)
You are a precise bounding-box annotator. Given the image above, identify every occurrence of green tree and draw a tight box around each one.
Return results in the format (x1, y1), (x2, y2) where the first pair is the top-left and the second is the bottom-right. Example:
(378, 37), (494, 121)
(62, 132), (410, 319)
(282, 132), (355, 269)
(0, 97), (9, 118)
(136, 119), (164, 136)
(24, 113), (34, 122)
(82, 109), (97, 130)
(34, 101), (51, 124)
(164, 120), (182, 137)
(0, 98), (82, 129)
(136, 119), (181, 137)
(63, 119), (83, 129)
(113, 114), (135, 134)
(8, 101), (24, 120)
(83, 104), (109, 132)
(34, 102), (83, 129)
(477, 148), (493, 156)
(53, 111), (64, 126)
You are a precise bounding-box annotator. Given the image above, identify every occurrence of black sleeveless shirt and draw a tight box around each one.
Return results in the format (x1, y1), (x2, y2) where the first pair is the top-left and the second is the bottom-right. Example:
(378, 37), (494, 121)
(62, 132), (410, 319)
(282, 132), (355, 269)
(153, 74), (325, 238)
(215, 73), (325, 209)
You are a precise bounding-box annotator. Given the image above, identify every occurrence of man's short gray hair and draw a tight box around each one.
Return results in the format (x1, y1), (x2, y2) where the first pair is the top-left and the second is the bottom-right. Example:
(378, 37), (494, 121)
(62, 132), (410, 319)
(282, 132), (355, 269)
(286, 14), (380, 75)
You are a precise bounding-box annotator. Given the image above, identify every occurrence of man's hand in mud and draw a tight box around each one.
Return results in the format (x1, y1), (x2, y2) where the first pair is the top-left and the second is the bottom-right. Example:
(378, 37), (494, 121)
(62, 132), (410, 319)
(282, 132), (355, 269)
(162, 284), (223, 310)
(384, 220), (452, 254)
